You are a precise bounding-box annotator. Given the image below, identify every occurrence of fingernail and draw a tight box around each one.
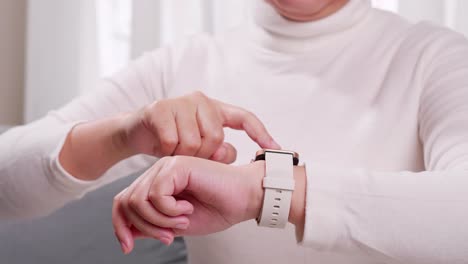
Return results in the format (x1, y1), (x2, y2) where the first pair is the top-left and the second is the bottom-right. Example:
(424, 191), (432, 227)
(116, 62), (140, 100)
(160, 237), (172, 246)
(175, 223), (189, 229)
(120, 241), (128, 254)
(115, 233), (128, 254)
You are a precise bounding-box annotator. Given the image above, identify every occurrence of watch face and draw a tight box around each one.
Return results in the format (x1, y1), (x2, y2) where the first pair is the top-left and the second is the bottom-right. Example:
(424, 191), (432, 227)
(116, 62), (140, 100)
(255, 149), (299, 159)
(255, 149), (299, 165)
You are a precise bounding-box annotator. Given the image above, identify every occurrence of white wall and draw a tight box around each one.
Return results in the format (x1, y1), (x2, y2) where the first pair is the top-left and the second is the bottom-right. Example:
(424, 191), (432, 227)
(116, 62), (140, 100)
(399, 0), (445, 25)
(398, 0), (468, 37)
(454, 1), (468, 36)
(24, 0), (98, 123)
(131, 0), (161, 59)
(0, 0), (26, 126)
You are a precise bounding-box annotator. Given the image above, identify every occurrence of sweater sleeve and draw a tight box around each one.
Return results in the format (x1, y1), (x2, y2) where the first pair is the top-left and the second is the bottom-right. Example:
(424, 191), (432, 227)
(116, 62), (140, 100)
(299, 30), (468, 263)
(0, 49), (167, 220)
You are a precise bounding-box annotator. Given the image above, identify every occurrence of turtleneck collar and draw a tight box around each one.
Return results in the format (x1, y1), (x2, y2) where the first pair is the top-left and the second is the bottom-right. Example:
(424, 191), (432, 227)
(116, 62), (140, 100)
(249, 0), (372, 53)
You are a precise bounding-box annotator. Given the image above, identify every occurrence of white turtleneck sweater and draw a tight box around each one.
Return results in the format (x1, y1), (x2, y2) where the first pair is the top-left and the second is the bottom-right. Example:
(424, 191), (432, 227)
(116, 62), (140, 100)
(2, 0), (468, 263)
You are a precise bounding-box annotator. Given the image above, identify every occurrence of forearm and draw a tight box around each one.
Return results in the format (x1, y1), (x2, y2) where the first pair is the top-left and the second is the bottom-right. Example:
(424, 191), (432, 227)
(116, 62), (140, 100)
(59, 114), (133, 181)
(302, 165), (468, 262)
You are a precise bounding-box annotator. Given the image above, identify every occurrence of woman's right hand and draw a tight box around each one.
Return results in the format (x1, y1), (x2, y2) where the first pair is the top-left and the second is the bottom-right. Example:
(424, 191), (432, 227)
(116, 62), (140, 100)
(60, 91), (279, 181)
(118, 91), (280, 163)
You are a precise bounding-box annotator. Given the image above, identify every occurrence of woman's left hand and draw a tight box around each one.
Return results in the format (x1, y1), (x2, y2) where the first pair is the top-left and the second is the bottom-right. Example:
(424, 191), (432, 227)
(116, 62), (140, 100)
(112, 156), (265, 254)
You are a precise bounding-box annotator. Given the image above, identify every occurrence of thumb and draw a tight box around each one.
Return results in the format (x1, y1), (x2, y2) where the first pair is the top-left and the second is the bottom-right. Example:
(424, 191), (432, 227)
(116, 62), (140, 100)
(210, 142), (237, 164)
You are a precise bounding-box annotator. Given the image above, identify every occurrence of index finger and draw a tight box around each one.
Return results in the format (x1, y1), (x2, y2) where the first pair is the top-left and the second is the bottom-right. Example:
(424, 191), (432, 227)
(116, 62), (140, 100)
(217, 101), (281, 149)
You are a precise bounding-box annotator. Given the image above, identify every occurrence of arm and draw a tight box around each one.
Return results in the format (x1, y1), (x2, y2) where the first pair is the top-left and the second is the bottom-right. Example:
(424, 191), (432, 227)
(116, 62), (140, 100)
(294, 30), (468, 263)
(0, 46), (279, 220)
(0, 50), (166, 220)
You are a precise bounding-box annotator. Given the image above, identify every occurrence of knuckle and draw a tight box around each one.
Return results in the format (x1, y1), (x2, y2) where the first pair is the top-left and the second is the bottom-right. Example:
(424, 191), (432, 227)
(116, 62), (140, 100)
(191, 90), (206, 99)
(128, 195), (139, 210)
(160, 156), (186, 179)
(147, 191), (160, 205)
(148, 100), (165, 113)
(166, 156), (183, 170)
(184, 137), (201, 152)
(160, 135), (178, 149)
(190, 91), (210, 104)
(210, 130), (224, 145)
(152, 100), (175, 116)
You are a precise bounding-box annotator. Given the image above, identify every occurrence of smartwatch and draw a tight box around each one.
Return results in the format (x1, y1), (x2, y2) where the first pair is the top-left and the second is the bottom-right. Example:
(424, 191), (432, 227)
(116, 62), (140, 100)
(253, 149), (299, 228)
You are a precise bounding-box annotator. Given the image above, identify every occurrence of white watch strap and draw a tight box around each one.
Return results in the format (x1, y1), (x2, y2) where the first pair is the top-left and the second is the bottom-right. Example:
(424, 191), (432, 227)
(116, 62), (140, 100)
(258, 151), (295, 228)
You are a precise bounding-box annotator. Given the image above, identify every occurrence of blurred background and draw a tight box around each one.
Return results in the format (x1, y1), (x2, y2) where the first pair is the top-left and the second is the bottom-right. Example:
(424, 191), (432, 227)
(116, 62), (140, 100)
(1, 0), (468, 263)
(1, 0), (468, 132)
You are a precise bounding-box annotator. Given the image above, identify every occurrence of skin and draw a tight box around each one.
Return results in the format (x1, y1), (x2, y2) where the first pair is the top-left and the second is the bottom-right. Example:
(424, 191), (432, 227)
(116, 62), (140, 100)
(59, 0), (348, 255)
(266, 0), (350, 22)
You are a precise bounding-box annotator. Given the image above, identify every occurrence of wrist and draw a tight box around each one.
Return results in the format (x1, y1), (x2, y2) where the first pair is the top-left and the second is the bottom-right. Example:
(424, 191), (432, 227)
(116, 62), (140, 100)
(113, 113), (139, 157)
(243, 161), (266, 221)
(243, 160), (306, 228)
(59, 115), (133, 181)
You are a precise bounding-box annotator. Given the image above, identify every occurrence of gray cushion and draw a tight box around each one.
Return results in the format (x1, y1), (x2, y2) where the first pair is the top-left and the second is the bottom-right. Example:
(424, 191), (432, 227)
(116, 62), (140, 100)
(0, 173), (187, 264)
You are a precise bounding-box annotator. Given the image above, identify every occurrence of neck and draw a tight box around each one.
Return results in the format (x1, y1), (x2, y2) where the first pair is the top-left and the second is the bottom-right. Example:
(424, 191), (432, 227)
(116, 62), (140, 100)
(269, 0), (351, 22)
(250, 0), (372, 53)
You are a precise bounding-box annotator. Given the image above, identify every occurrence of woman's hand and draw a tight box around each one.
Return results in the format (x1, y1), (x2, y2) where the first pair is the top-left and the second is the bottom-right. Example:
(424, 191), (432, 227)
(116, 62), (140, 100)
(119, 91), (280, 163)
(60, 91), (280, 181)
(113, 155), (307, 254)
(112, 156), (266, 254)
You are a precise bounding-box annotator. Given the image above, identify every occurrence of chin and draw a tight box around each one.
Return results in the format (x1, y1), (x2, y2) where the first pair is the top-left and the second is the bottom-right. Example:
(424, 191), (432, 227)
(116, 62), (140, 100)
(266, 0), (339, 21)
(268, 0), (330, 14)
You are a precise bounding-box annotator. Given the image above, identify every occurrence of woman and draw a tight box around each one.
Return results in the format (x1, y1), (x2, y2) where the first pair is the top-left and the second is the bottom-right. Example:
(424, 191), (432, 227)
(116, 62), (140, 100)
(1, 0), (468, 263)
